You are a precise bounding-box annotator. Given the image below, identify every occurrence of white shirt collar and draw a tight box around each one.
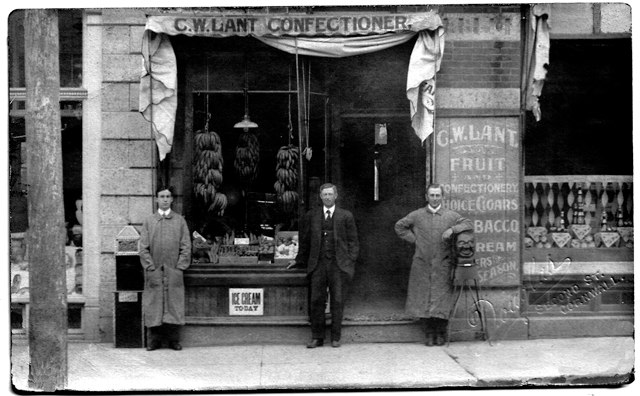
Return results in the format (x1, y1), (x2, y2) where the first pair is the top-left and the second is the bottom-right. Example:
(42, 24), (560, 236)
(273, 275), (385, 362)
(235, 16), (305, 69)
(323, 206), (335, 217)
(158, 208), (171, 216)
(427, 204), (441, 214)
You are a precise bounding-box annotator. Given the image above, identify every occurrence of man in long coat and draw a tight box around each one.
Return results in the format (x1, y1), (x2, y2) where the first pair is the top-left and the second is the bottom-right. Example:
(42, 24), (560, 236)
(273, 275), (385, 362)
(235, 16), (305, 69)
(394, 184), (472, 346)
(140, 186), (191, 351)
(292, 183), (359, 348)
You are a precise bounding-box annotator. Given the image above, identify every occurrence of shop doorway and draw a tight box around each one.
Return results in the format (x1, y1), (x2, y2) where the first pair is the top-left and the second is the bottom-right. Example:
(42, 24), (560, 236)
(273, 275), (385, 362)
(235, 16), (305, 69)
(338, 116), (426, 320)
(305, 41), (427, 321)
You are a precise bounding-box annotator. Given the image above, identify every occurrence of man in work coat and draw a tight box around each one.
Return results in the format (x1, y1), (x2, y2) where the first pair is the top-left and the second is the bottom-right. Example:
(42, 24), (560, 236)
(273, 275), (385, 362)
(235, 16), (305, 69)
(291, 183), (359, 348)
(394, 184), (472, 346)
(139, 186), (191, 351)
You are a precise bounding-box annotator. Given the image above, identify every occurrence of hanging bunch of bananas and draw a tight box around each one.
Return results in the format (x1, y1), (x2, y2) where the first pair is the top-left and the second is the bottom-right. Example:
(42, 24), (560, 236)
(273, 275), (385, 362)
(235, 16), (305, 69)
(193, 128), (227, 216)
(274, 145), (299, 215)
(234, 132), (260, 184)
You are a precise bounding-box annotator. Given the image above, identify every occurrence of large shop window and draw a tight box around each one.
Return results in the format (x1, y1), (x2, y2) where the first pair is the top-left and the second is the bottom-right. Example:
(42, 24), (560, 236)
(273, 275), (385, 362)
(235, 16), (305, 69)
(169, 37), (328, 266)
(9, 104), (85, 321)
(522, 39), (633, 315)
(8, 9), (85, 331)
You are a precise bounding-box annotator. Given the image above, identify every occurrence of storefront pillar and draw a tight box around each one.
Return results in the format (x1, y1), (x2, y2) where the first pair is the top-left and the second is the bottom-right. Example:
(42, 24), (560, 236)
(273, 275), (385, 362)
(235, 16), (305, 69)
(81, 10), (103, 341)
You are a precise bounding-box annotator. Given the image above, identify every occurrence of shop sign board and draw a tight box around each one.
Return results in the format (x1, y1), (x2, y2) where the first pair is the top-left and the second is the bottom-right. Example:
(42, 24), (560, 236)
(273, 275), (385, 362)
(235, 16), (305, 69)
(145, 11), (441, 37)
(229, 288), (264, 315)
(435, 117), (521, 286)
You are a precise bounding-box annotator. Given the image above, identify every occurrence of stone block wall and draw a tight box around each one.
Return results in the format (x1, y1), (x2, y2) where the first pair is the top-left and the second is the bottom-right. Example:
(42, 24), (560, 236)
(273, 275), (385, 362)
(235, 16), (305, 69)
(97, 9), (155, 342)
(599, 3), (632, 34)
(549, 3), (631, 37)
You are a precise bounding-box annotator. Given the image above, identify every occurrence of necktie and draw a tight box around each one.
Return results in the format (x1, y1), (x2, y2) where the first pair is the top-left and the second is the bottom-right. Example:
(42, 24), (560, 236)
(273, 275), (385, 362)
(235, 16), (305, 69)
(326, 210), (331, 220)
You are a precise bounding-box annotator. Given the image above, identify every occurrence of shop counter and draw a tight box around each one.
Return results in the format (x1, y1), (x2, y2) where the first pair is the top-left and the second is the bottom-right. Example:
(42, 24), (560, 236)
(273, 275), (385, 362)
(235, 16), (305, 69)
(184, 263), (309, 321)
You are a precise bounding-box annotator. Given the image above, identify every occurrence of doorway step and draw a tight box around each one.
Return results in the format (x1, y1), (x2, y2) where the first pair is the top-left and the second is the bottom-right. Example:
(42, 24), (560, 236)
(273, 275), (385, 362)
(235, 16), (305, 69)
(181, 316), (425, 346)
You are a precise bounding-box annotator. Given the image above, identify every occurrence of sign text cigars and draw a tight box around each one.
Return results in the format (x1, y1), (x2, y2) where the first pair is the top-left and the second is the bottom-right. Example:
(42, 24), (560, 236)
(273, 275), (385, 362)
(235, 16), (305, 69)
(145, 12), (441, 37)
(436, 117), (520, 286)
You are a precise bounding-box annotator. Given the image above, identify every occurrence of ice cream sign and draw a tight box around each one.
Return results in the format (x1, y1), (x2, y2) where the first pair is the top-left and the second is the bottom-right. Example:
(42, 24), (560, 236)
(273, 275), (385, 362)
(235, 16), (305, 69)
(229, 288), (264, 315)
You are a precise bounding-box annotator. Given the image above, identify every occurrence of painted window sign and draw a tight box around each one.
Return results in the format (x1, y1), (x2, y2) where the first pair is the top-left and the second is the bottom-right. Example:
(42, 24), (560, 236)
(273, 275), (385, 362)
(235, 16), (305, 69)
(436, 117), (521, 286)
(229, 288), (264, 316)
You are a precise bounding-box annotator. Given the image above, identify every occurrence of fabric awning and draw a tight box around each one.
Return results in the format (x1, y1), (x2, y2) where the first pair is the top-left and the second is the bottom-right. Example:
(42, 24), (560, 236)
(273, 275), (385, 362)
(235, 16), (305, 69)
(524, 4), (550, 122)
(140, 11), (444, 160)
(255, 32), (417, 58)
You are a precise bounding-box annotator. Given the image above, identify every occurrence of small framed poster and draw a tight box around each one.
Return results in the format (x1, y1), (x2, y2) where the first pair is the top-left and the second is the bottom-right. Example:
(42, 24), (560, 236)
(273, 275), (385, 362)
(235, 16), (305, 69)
(229, 288), (264, 316)
(274, 231), (299, 261)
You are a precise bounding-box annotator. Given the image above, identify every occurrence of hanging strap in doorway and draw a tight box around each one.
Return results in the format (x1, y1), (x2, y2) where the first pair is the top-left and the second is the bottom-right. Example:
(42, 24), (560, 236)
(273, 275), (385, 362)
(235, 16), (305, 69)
(294, 38), (312, 162)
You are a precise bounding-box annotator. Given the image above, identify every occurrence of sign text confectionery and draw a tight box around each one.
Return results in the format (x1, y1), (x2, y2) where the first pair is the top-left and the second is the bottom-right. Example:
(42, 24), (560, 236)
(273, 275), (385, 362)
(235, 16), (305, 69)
(145, 12), (441, 37)
(436, 117), (521, 286)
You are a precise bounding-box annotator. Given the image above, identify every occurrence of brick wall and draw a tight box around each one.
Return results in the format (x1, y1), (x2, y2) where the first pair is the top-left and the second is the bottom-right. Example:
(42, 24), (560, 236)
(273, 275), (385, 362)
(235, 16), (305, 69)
(439, 41), (520, 89)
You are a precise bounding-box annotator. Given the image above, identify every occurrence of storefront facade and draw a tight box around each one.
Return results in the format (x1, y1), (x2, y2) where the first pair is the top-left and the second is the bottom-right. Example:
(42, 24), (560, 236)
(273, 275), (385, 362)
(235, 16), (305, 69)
(9, 4), (633, 344)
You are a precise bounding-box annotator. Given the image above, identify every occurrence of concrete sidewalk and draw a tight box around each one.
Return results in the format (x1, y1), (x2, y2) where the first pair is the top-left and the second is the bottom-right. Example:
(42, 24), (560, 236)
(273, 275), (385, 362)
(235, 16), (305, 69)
(9, 337), (635, 392)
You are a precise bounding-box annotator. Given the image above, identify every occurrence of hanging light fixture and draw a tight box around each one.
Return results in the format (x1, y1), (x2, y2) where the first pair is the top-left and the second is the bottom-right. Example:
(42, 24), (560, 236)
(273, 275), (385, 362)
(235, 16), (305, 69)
(234, 55), (258, 131)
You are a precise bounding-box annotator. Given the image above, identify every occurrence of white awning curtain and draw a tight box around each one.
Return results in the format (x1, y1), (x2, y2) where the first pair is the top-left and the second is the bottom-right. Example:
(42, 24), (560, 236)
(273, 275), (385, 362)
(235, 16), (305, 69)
(406, 28), (445, 143)
(255, 32), (416, 58)
(524, 4), (550, 122)
(140, 12), (444, 160)
(140, 30), (177, 161)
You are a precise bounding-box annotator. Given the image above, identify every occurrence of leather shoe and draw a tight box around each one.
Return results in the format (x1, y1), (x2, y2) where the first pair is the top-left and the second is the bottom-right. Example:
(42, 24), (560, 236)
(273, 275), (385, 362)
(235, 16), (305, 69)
(331, 340), (341, 348)
(146, 342), (160, 351)
(169, 342), (182, 351)
(306, 339), (324, 348)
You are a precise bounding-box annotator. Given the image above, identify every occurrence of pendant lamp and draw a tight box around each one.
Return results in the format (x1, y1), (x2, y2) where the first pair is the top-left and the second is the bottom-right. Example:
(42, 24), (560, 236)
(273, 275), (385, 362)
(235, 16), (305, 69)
(234, 59), (258, 131)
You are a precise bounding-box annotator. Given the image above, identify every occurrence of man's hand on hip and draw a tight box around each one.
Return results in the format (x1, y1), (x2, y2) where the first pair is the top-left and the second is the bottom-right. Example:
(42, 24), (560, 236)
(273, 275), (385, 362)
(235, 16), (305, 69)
(441, 228), (453, 241)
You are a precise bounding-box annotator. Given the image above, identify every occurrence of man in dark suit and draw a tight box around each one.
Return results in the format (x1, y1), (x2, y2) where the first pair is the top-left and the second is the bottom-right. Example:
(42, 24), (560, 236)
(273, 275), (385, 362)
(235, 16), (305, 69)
(290, 183), (359, 348)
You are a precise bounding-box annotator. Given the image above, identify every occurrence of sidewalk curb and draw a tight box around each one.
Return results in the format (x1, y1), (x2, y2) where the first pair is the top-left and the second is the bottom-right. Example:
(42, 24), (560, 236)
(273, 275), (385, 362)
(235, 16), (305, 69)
(10, 337), (635, 392)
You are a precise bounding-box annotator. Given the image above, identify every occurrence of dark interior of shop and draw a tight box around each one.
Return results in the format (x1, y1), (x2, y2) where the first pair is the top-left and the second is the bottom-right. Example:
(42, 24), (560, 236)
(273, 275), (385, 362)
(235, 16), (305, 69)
(525, 38), (632, 176)
(8, 114), (83, 236)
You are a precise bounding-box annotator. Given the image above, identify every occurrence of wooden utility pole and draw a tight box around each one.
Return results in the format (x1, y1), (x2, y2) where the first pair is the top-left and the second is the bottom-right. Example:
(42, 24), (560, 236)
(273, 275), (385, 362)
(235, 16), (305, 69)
(24, 9), (68, 391)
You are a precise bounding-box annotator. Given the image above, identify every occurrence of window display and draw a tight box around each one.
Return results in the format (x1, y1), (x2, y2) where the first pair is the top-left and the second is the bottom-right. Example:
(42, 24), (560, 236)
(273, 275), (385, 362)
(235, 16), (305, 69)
(10, 233), (83, 298)
(180, 43), (327, 266)
(523, 177), (633, 250)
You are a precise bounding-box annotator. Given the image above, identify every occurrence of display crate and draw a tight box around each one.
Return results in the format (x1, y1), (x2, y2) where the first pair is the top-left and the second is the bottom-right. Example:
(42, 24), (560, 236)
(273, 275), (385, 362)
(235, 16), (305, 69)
(218, 245), (259, 265)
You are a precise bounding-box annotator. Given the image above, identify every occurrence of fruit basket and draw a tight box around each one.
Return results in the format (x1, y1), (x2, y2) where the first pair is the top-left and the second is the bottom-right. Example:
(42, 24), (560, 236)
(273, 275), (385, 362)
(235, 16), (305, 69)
(258, 236), (276, 263)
